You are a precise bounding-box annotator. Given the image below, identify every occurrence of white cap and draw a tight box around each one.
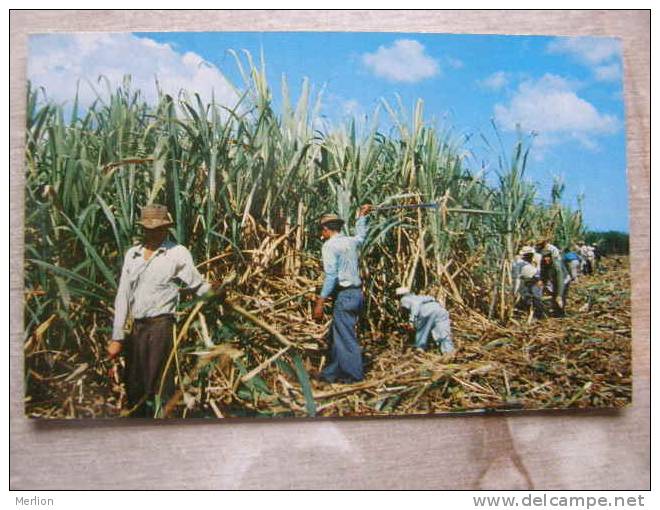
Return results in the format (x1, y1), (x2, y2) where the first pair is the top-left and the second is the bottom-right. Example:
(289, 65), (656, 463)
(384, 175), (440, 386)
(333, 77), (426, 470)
(519, 246), (535, 256)
(395, 287), (411, 296)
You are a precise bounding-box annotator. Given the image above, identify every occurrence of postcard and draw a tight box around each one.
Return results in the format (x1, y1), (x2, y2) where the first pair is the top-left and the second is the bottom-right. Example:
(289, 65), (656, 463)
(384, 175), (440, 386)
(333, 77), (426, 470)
(24, 31), (630, 419)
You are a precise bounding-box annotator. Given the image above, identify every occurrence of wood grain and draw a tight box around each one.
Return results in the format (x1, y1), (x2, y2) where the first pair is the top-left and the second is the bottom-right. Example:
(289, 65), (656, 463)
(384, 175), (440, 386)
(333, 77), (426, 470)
(9, 10), (649, 489)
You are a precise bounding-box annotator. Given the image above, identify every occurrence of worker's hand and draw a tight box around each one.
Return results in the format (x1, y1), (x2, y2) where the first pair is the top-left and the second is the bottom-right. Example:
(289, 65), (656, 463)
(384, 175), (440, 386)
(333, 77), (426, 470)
(358, 204), (373, 217)
(312, 297), (326, 321)
(107, 340), (123, 359)
(210, 280), (227, 301)
(403, 323), (415, 332)
(107, 363), (119, 382)
(536, 280), (544, 288)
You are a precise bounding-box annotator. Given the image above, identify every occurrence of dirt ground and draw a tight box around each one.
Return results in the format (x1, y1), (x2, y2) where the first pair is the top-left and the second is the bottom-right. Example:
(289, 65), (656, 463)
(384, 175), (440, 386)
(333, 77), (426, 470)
(345, 255), (632, 416)
(24, 256), (631, 419)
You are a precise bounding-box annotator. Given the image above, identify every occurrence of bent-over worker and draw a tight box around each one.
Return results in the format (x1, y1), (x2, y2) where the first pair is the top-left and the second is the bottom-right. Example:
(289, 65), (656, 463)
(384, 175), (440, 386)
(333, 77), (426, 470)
(540, 249), (571, 317)
(396, 287), (455, 354)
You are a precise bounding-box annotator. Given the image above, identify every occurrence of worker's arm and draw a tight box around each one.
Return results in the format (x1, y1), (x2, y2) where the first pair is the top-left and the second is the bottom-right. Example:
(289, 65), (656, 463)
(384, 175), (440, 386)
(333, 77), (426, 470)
(352, 204), (372, 246)
(553, 258), (566, 300)
(314, 244), (338, 320)
(511, 262), (521, 294)
(176, 247), (212, 296)
(108, 250), (133, 358)
(399, 298), (416, 331)
(319, 243), (339, 299)
(408, 298), (422, 325)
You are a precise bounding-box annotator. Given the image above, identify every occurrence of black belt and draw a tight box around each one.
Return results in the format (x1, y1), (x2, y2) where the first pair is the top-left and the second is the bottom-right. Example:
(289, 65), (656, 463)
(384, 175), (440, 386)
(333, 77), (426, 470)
(337, 285), (361, 291)
(134, 313), (174, 324)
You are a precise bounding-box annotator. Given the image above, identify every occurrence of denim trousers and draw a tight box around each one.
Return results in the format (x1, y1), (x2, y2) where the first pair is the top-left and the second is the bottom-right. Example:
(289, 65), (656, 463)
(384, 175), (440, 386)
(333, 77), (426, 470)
(321, 288), (364, 382)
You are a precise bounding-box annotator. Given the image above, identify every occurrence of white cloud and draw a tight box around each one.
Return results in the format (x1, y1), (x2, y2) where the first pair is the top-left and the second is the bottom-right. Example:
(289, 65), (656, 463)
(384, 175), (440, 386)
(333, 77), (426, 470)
(546, 36), (622, 82)
(547, 36), (621, 65)
(446, 57), (464, 69)
(594, 63), (622, 82)
(362, 39), (439, 83)
(493, 74), (619, 150)
(479, 71), (510, 91)
(27, 33), (237, 109)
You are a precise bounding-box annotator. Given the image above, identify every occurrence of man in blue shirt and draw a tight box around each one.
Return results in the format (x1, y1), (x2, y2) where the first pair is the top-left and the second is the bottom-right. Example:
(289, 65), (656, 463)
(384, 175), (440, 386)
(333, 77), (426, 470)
(313, 204), (372, 383)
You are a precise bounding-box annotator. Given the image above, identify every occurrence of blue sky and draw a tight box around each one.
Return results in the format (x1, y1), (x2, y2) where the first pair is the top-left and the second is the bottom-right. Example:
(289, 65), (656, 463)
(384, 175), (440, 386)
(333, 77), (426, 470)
(28, 31), (628, 231)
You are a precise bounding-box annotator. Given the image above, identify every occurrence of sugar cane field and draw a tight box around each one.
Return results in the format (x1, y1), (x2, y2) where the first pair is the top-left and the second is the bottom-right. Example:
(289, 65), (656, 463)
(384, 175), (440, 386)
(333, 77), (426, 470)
(23, 60), (632, 419)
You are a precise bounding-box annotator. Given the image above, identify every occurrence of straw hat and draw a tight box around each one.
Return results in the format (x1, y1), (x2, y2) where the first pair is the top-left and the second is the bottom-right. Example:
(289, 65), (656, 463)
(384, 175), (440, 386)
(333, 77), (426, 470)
(395, 287), (411, 296)
(137, 204), (174, 229)
(319, 213), (345, 227)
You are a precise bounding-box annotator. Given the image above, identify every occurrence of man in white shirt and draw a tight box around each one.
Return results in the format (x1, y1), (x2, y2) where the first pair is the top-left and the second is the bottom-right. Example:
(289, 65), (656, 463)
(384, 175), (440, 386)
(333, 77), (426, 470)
(535, 239), (561, 261)
(577, 242), (594, 274)
(107, 204), (218, 417)
(513, 246), (545, 319)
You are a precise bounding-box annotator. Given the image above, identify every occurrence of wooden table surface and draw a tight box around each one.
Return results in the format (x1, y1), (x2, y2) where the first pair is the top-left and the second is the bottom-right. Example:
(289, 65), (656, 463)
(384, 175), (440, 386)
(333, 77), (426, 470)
(9, 10), (650, 490)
